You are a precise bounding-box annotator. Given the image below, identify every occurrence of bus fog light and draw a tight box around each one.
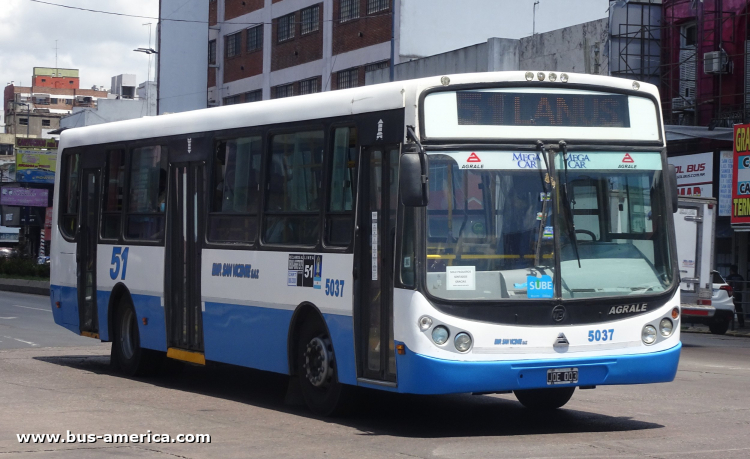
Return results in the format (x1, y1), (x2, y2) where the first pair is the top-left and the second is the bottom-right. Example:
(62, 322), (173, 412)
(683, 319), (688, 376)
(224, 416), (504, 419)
(432, 326), (449, 345)
(660, 318), (673, 336)
(454, 333), (472, 352)
(525, 71), (534, 81)
(418, 315), (433, 331)
(642, 325), (657, 345)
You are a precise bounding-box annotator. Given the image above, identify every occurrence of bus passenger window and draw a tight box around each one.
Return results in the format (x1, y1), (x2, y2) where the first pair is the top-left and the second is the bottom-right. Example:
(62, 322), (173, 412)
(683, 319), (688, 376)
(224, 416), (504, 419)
(263, 131), (323, 245)
(126, 146), (167, 240)
(326, 127), (357, 246)
(209, 136), (262, 242)
(101, 149), (125, 239)
(60, 151), (80, 239)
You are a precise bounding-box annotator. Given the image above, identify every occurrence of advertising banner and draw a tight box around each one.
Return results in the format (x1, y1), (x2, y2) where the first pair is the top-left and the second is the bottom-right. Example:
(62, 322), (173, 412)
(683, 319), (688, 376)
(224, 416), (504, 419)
(732, 124), (750, 226)
(0, 187), (49, 207)
(15, 138), (58, 149)
(667, 152), (713, 197)
(16, 150), (56, 183)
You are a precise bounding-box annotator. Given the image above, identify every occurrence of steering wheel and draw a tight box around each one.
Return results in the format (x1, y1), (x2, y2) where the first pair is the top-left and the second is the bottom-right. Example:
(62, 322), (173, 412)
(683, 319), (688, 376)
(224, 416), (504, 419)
(575, 229), (596, 241)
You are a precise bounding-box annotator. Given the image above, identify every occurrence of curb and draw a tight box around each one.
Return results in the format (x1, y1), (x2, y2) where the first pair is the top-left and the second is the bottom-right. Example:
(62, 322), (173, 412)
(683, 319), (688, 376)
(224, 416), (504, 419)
(682, 326), (750, 338)
(0, 278), (50, 296)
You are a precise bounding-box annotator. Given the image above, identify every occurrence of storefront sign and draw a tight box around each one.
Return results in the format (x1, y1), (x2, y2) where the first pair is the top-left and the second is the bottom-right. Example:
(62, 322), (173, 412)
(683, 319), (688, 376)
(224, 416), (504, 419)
(719, 151), (733, 216)
(15, 138), (58, 149)
(16, 150), (56, 183)
(668, 152), (713, 197)
(0, 187), (49, 207)
(732, 124), (750, 226)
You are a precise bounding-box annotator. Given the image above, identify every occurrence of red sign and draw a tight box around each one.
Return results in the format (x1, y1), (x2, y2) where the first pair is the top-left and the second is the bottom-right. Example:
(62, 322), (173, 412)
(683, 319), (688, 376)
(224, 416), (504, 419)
(15, 138), (58, 149)
(732, 124), (750, 225)
(467, 152), (481, 163)
(622, 153), (634, 163)
(44, 207), (53, 241)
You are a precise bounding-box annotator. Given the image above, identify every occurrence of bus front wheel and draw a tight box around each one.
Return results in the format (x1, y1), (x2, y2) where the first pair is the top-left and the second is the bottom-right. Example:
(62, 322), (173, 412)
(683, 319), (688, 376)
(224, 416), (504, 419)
(112, 299), (161, 376)
(296, 319), (353, 416)
(514, 387), (575, 410)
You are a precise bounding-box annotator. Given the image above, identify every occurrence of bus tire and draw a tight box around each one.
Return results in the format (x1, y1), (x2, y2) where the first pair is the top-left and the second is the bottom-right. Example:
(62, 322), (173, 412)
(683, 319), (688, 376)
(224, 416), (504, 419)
(514, 387), (575, 410)
(112, 298), (161, 377)
(296, 319), (353, 416)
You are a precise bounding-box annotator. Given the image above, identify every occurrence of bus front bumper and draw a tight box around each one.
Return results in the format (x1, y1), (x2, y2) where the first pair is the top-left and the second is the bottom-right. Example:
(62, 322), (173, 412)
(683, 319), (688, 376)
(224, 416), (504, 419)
(392, 342), (681, 395)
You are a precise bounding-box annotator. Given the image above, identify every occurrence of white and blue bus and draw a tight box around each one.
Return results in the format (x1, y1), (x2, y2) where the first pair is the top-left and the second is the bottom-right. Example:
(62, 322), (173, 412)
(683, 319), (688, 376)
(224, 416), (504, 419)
(51, 71), (681, 415)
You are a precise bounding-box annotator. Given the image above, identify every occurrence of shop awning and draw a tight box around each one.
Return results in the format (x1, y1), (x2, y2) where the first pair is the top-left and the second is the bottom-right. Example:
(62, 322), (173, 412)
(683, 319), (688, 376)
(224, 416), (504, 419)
(665, 125), (734, 142)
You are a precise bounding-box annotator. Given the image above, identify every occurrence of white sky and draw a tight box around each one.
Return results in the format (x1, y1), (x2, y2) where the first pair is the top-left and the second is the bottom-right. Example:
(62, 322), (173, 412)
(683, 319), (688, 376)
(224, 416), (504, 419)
(0, 0), (160, 126)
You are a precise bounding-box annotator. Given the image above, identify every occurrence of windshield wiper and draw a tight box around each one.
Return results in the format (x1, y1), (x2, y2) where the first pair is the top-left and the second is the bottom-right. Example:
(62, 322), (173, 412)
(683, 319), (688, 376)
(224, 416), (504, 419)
(559, 140), (581, 268)
(533, 141), (553, 266)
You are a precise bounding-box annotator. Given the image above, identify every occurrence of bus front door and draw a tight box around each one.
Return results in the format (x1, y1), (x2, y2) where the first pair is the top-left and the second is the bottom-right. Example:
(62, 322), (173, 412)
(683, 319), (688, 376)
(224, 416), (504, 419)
(358, 146), (399, 382)
(165, 161), (206, 362)
(77, 168), (100, 338)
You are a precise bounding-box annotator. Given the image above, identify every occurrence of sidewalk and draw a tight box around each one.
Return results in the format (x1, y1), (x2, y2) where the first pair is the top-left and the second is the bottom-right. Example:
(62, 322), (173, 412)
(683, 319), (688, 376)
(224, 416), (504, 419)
(0, 278), (50, 296)
(682, 324), (750, 338)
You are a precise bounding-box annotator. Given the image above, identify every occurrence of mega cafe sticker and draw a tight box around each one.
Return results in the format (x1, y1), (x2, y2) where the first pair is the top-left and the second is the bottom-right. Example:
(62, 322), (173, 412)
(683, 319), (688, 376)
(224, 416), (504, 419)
(732, 124), (750, 225)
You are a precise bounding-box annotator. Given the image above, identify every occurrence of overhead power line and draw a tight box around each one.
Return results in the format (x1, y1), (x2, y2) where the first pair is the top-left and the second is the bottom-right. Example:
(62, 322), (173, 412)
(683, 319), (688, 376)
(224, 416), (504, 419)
(29, 0), (392, 26)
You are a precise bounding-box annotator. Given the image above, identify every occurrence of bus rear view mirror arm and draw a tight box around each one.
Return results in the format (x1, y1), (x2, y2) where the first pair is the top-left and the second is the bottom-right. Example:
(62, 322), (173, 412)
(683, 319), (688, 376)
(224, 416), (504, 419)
(401, 126), (429, 207)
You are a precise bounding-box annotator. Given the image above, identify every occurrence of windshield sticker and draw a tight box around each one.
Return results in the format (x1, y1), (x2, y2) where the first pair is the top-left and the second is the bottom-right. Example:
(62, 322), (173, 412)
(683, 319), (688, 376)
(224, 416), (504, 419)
(430, 152), (544, 171)
(542, 226), (554, 240)
(556, 152), (662, 170)
(539, 191), (551, 201)
(446, 266), (476, 290)
(527, 275), (553, 298)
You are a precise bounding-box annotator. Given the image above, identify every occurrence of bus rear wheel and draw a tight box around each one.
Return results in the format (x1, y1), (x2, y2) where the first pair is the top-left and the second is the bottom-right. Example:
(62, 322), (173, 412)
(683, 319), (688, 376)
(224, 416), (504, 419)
(296, 320), (353, 416)
(112, 299), (161, 376)
(514, 387), (575, 410)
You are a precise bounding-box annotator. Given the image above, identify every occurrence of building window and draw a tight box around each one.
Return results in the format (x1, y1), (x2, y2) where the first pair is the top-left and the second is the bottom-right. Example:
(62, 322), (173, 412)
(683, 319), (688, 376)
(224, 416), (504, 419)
(244, 90), (262, 102)
(225, 31), (242, 57)
(224, 95), (242, 105)
(682, 23), (697, 47)
(367, 0), (389, 14)
(264, 131), (324, 245)
(301, 5), (320, 35)
(42, 119), (51, 127)
(337, 67), (359, 89)
(246, 25), (263, 52)
(365, 60), (390, 73)
(101, 149), (125, 239)
(19, 118), (28, 126)
(208, 40), (217, 64)
(127, 146), (167, 240)
(210, 136), (263, 242)
(274, 83), (295, 98)
(51, 98), (58, 104)
(340, 0), (359, 22)
(277, 13), (295, 43)
(299, 78), (320, 95)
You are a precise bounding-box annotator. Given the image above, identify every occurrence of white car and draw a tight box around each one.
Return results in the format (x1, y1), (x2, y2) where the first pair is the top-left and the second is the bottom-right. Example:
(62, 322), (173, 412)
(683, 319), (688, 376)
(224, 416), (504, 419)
(681, 271), (735, 334)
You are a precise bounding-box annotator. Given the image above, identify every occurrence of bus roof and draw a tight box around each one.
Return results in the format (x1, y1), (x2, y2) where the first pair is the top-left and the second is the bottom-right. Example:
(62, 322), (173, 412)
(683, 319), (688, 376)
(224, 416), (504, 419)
(58, 71), (660, 150)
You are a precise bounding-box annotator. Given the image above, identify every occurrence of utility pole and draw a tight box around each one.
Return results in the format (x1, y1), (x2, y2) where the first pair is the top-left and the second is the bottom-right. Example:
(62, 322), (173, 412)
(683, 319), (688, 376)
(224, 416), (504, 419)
(533, 0), (540, 35)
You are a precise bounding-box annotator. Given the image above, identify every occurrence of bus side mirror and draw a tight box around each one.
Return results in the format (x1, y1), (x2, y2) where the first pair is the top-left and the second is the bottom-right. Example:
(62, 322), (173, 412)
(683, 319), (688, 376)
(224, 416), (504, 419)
(400, 153), (429, 207)
(668, 164), (678, 213)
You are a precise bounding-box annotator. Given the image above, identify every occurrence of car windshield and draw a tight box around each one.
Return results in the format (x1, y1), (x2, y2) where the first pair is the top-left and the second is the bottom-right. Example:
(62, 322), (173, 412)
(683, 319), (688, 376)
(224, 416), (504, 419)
(425, 152), (555, 300)
(555, 151), (673, 298)
(424, 151), (674, 301)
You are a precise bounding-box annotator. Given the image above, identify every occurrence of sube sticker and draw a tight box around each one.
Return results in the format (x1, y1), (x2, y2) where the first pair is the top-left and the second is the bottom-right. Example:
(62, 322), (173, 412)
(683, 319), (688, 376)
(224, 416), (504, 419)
(527, 275), (553, 298)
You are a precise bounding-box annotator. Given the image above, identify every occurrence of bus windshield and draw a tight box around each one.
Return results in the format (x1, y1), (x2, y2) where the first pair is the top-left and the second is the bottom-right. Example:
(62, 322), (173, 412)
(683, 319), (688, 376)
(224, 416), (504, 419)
(424, 151), (674, 301)
(426, 152), (555, 300)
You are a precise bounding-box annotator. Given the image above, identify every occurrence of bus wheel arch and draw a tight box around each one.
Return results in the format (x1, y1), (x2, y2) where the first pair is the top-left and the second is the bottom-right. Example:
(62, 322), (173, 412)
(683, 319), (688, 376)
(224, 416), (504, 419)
(107, 283), (132, 343)
(108, 284), (161, 376)
(287, 302), (330, 377)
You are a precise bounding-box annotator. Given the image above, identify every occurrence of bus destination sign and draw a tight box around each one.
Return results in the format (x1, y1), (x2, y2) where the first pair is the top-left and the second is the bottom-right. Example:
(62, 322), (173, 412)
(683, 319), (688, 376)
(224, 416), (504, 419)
(456, 92), (630, 128)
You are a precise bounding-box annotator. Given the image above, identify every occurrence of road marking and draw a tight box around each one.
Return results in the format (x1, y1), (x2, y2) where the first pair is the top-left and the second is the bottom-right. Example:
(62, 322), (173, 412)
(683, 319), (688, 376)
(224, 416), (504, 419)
(2, 336), (38, 347)
(0, 317), (17, 320)
(9, 304), (51, 313)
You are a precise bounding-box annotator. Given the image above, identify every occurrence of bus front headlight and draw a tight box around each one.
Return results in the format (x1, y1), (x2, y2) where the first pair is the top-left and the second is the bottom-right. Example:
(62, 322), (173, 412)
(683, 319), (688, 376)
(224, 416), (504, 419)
(418, 316), (433, 331)
(642, 325), (657, 345)
(660, 318), (674, 337)
(432, 326), (449, 345)
(454, 333), (472, 352)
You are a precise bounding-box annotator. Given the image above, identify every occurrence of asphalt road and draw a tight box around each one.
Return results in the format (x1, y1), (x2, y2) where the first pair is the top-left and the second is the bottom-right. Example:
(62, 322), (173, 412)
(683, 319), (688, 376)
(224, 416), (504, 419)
(1, 292), (749, 458)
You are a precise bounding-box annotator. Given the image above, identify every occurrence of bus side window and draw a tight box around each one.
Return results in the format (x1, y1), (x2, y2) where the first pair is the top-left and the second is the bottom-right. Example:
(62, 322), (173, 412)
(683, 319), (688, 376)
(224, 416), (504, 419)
(208, 136), (262, 242)
(60, 151), (81, 239)
(326, 126), (357, 246)
(126, 146), (168, 240)
(101, 149), (126, 239)
(263, 130), (324, 245)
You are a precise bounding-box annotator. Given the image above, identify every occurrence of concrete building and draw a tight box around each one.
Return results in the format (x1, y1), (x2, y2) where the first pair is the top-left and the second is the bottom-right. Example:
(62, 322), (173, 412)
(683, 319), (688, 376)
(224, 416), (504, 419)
(3, 68), (108, 139)
(60, 77), (157, 129)
(157, 0), (611, 110)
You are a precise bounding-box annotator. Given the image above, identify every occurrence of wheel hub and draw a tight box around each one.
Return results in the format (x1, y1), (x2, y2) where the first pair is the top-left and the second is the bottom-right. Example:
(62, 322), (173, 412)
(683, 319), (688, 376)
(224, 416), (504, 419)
(304, 336), (333, 387)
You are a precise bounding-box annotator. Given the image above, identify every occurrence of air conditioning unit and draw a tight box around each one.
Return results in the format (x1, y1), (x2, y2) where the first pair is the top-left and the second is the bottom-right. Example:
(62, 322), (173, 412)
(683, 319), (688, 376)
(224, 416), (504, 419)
(704, 51), (729, 74)
(672, 97), (695, 111)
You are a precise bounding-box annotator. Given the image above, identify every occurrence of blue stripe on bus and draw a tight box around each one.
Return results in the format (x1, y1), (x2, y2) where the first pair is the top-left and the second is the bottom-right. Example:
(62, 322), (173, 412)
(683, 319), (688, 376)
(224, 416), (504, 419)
(131, 293), (167, 352)
(393, 341), (682, 394)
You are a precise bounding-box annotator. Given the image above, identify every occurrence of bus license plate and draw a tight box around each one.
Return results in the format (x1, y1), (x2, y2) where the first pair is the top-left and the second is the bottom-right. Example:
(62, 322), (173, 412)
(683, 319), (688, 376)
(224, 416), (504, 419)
(547, 367), (578, 385)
